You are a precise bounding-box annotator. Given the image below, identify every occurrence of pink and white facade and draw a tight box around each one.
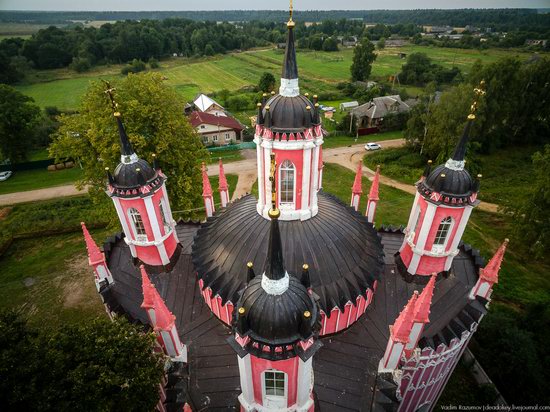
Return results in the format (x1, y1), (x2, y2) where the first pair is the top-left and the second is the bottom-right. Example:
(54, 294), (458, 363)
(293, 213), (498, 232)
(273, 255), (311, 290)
(108, 170), (179, 267)
(254, 125), (324, 221)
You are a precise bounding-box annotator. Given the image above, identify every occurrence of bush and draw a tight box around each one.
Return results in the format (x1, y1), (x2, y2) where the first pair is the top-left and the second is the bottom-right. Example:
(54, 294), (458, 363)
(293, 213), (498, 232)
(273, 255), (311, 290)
(148, 57), (159, 69)
(69, 57), (91, 73)
(121, 59), (146, 75)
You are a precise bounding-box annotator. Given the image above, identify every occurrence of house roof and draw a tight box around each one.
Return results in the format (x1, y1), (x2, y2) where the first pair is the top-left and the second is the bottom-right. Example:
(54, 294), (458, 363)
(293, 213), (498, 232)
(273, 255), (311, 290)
(193, 93), (224, 112)
(189, 111), (244, 131)
(351, 95), (411, 119)
(340, 101), (359, 108)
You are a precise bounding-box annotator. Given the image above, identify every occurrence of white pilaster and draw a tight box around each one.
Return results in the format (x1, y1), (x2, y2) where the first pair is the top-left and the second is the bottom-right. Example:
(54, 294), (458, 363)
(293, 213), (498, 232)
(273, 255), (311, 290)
(112, 197), (137, 256)
(408, 202), (437, 274)
(301, 144), (313, 212)
(406, 192), (421, 230)
(237, 354), (255, 409)
(379, 338), (405, 372)
(405, 322), (424, 351)
(444, 205), (473, 271)
(144, 196), (170, 265)
(255, 136), (265, 214)
(366, 199), (377, 223)
(351, 194), (360, 211)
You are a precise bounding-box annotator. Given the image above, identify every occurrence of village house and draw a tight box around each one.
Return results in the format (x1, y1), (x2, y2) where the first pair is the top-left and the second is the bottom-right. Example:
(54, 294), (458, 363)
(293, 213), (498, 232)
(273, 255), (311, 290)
(189, 111), (243, 146)
(351, 94), (413, 131)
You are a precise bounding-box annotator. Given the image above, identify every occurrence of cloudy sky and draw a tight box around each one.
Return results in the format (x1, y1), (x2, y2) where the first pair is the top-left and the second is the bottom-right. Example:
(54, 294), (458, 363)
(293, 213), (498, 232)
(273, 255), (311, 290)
(1, 0), (549, 11)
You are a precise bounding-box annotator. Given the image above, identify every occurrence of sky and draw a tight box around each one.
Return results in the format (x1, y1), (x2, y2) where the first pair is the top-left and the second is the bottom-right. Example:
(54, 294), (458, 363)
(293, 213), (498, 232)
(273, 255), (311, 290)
(1, 0), (549, 11)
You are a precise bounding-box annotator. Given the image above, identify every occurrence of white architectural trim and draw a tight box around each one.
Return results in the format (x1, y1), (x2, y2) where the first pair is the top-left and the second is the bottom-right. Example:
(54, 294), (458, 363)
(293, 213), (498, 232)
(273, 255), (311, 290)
(444, 158), (465, 171)
(238, 355), (255, 407)
(279, 78), (300, 97)
(255, 137), (265, 214)
(261, 369), (288, 408)
(406, 192), (421, 230)
(144, 196), (170, 265)
(408, 202), (437, 274)
(301, 145), (312, 211)
(261, 272), (290, 295)
(120, 152), (139, 164)
(405, 322), (424, 351)
(296, 358), (314, 408)
(444, 205), (473, 271)
(111, 197), (137, 256)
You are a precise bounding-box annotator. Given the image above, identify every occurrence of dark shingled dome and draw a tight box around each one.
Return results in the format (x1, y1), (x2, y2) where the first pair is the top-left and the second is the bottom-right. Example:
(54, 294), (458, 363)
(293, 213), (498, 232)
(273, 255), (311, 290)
(422, 164), (476, 199)
(237, 275), (317, 346)
(263, 94), (314, 133)
(113, 159), (156, 189)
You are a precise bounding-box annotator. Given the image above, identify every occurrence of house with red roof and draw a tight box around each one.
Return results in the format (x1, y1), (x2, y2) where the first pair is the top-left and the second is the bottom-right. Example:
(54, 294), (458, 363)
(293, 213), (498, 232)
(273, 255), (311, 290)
(189, 111), (244, 146)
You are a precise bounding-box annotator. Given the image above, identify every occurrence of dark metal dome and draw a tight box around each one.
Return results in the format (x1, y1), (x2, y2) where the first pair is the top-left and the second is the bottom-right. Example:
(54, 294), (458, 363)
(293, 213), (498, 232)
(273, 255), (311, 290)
(424, 164), (475, 197)
(237, 274), (317, 347)
(113, 159), (156, 189)
(263, 94), (314, 133)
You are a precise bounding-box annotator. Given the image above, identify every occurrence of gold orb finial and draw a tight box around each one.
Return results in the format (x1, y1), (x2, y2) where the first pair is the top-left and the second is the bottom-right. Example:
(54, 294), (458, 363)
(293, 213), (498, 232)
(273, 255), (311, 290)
(303, 311), (311, 318)
(302, 263), (309, 270)
(247, 261), (253, 268)
(238, 307), (246, 315)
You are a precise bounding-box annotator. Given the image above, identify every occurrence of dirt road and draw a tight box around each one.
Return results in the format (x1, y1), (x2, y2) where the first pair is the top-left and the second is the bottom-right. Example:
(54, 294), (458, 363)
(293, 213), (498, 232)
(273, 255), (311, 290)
(0, 139), (499, 213)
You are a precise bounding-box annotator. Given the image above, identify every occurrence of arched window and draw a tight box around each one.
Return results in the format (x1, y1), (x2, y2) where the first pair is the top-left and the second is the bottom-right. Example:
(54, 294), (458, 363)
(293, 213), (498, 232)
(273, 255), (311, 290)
(159, 199), (171, 234)
(279, 160), (295, 206)
(432, 216), (453, 252)
(128, 208), (147, 241)
(262, 369), (287, 407)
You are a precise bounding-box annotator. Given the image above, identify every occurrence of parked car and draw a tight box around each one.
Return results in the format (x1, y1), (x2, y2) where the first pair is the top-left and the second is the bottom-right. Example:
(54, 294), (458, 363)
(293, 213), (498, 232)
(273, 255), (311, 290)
(0, 171), (13, 181)
(365, 142), (381, 151)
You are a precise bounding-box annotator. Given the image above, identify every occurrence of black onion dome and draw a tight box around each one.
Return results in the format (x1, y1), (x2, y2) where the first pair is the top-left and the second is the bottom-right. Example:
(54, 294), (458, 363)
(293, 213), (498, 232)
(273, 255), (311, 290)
(192, 193), (385, 313)
(112, 158), (156, 189)
(418, 164), (477, 205)
(263, 94), (314, 133)
(237, 275), (317, 347)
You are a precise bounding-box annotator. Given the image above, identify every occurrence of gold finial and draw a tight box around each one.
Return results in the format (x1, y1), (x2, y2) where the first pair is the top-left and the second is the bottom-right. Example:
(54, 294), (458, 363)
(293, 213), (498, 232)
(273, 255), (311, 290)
(302, 263), (309, 270)
(103, 80), (120, 117)
(247, 261), (253, 268)
(105, 167), (109, 171)
(468, 80), (486, 120)
(306, 105), (311, 111)
(238, 307), (246, 315)
(287, 0), (295, 27)
(303, 310), (311, 318)
(257, 102), (262, 107)
(428, 159), (433, 164)
(441, 173), (446, 178)
(268, 153), (280, 218)
(477, 174), (482, 179)
(270, 91), (275, 95)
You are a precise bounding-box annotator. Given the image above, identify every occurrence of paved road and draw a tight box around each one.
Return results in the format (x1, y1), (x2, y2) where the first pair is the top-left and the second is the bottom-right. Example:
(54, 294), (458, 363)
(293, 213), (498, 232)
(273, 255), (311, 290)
(0, 139), (499, 213)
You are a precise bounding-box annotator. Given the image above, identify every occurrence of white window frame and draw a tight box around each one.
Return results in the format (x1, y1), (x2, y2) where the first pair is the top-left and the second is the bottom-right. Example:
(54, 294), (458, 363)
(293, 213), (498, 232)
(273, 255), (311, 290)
(159, 199), (171, 234)
(261, 369), (287, 408)
(200, 125), (206, 129)
(202, 135), (209, 144)
(431, 216), (453, 253)
(278, 159), (296, 209)
(212, 135), (218, 142)
(128, 208), (147, 242)
(225, 133), (231, 141)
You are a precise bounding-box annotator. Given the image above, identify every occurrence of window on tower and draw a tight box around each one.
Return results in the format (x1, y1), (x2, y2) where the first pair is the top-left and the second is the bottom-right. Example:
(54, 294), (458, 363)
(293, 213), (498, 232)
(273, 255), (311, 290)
(159, 200), (171, 234)
(264, 370), (286, 397)
(432, 216), (453, 252)
(128, 208), (147, 241)
(279, 160), (295, 206)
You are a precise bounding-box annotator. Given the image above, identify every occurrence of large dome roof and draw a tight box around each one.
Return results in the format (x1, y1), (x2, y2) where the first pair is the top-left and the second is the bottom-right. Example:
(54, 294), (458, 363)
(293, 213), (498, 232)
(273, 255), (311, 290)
(418, 163), (477, 205)
(113, 158), (156, 189)
(263, 94), (314, 133)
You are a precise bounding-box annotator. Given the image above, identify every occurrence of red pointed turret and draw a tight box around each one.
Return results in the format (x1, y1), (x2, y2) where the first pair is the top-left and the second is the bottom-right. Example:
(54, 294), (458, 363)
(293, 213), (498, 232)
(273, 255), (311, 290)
(81, 221), (113, 289)
(480, 238), (508, 284)
(153, 292), (176, 332)
(218, 158), (230, 208)
(414, 274), (436, 323)
(365, 165), (380, 224)
(202, 162), (215, 217)
(350, 161), (363, 211)
(81, 222), (103, 265)
(140, 265), (156, 311)
(392, 291), (419, 343)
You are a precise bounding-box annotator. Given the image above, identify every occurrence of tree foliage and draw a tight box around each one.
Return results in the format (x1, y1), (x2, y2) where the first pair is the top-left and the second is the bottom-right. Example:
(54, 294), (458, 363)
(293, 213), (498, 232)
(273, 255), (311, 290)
(350, 38), (376, 82)
(0, 311), (165, 411)
(399, 52), (461, 86)
(258, 72), (276, 93)
(0, 85), (41, 162)
(49, 72), (207, 221)
(510, 145), (550, 260)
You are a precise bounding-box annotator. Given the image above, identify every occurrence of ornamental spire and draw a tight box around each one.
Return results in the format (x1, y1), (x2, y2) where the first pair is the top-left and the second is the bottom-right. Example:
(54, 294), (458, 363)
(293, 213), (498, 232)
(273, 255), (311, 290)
(81, 222), (103, 265)
(450, 80), (485, 164)
(352, 161), (363, 195)
(103, 81), (135, 161)
(414, 274), (436, 323)
(201, 162), (213, 198)
(280, 0), (299, 96)
(140, 265), (155, 310)
(218, 158), (228, 192)
(392, 291), (419, 343)
(480, 238), (509, 284)
(369, 165), (380, 201)
(264, 154), (286, 282)
(153, 288), (176, 332)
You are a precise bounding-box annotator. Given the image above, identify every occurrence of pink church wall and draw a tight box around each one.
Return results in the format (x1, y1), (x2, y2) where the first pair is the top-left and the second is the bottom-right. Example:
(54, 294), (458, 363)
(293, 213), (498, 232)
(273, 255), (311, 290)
(273, 149), (304, 210)
(250, 356), (299, 407)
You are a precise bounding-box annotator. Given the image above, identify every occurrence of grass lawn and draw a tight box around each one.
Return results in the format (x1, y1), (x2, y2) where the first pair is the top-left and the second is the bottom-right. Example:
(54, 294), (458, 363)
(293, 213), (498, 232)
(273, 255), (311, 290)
(206, 149), (244, 164)
(0, 167), (83, 195)
(322, 130), (404, 149)
(16, 46), (546, 110)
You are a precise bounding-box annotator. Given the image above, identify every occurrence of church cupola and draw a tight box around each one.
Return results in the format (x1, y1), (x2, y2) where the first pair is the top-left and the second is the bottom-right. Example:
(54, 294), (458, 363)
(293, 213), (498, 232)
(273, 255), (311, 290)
(229, 156), (321, 411)
(104, 83), (179, 268)
(254, 2), (324, 221)
(397, 81), (485, 277)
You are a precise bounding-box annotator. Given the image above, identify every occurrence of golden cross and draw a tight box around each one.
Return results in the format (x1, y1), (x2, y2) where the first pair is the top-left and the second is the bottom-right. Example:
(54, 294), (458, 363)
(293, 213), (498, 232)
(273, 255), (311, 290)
(468, 80), (486, 120)
(289, 0), (293, 21)
(102, 80), (119, 113)
(269, 153), (277, 209)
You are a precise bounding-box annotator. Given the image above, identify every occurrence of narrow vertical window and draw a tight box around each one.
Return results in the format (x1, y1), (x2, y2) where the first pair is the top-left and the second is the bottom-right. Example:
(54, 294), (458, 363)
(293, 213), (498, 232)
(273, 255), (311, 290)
(128, 208), (147, 241)
(264, 370), (286, 397)
(279, 160), (295, 205)
(159, 200), (170, 234)
(432, 216), (453, 252)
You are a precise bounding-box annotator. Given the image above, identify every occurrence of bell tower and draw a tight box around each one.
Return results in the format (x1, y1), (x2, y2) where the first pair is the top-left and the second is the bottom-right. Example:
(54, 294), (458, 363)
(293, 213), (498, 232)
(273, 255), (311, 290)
(104, 83), (179, 267)
(397, 82), (485, 276)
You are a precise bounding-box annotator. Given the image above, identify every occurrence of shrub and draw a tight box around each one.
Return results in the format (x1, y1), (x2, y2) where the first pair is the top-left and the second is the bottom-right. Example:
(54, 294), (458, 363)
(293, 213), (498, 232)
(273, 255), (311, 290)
(148, 57), (159, 69)
(69, 57), (91, 73)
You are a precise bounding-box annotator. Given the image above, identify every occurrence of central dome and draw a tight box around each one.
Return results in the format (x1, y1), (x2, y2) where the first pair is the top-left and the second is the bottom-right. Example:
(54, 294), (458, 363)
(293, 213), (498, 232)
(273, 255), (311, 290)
(263, 94), (314, 133)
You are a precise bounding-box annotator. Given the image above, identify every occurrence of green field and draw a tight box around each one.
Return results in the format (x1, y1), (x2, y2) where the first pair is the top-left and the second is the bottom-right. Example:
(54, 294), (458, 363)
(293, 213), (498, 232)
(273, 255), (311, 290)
(0, 168), (84, 195)
(15, 45), (544, 110)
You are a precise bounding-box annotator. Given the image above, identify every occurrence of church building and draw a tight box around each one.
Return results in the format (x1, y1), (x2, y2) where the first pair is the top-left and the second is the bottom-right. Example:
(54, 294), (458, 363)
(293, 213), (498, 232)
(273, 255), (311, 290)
(81, 7), (507, 412)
